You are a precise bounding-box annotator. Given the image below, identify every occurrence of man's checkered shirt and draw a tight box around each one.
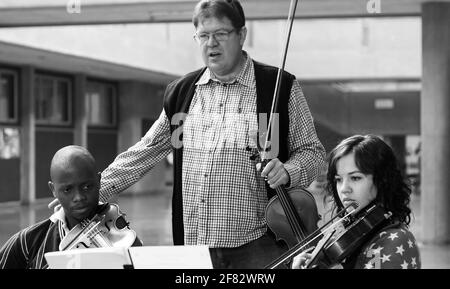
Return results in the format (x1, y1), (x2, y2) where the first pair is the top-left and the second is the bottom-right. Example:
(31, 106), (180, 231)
(99, 53), (326, 248)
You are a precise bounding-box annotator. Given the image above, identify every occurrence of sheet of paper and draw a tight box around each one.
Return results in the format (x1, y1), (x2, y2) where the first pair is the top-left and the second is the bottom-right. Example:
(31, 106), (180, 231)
(45, 247), (132, 269)
(128, 245), (213, 269)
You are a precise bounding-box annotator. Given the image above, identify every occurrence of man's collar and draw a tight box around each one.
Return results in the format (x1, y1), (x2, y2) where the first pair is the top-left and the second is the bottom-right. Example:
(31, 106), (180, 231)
(49, 203), (105, 232)
(195, 51), (255, 88)
(49, 207), (66, 224)
(49, 207), (70, 234)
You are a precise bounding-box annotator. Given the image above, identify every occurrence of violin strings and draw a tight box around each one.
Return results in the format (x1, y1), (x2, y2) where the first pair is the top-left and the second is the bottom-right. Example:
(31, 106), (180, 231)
(78, 220), (104, 246)
(275, 186), (306, 240)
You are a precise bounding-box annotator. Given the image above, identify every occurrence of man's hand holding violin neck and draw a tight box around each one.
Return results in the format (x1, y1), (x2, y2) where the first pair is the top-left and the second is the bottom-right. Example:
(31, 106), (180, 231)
(257, 158), (291, 189)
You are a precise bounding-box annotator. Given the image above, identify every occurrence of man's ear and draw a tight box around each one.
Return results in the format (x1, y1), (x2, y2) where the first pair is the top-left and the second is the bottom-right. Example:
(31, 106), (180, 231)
(239, 26), (247, 47)
(48, 181), (56, 198)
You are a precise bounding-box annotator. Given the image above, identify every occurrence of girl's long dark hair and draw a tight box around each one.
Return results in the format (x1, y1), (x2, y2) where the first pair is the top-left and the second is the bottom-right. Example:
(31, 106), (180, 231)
(326, 134), (412, 225)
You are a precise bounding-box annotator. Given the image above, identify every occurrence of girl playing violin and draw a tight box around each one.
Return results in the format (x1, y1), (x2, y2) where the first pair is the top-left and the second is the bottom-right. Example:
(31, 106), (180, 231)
(292, 134), (421, 269)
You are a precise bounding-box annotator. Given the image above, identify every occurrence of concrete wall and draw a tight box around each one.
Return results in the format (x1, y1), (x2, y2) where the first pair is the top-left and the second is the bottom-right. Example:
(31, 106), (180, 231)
(314, 121), (347, 154)
(0, 17), (421, 80)
(303, 83), (349, 134)
(118, 80), (169, 194)
(0, 156), (20, 202)
(305, 86), (420, 137)
(247, 18), (421, 80)
(346, 91), (420, 135)
(35, 128), (73, 199)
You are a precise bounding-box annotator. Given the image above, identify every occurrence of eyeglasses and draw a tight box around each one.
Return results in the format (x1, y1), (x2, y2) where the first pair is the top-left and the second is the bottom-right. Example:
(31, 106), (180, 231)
(193, 29), (236, 44)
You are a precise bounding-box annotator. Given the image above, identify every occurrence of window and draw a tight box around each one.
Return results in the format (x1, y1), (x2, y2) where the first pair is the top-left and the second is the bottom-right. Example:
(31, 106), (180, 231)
(0, 127), (20, 159)
(0, 69), (18, 123)
(86, 80), (117, 127)
(35, 74), (72, 125)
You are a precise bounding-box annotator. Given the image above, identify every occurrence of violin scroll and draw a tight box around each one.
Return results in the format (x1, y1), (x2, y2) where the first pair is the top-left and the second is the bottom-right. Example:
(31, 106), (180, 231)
(59, 203), (137, 251)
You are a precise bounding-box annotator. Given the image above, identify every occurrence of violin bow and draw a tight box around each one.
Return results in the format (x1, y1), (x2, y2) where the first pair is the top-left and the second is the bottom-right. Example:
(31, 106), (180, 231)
(304, 229), (336, 268)
(265, 202), (358, 269)
(262, 0), (299, 160)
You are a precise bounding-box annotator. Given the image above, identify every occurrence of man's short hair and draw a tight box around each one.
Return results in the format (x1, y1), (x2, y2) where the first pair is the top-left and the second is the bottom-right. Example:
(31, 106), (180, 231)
(192, 0), (245, 29)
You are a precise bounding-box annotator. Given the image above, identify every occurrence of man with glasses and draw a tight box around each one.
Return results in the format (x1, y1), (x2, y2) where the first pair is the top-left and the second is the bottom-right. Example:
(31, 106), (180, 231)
(51, 0), (326, 268)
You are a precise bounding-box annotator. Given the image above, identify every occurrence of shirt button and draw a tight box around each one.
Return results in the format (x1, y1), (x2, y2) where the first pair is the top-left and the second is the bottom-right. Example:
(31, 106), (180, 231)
(200, 199), (205, 203)
(204, 174), (208, 178)
(219, 103), (223, 107)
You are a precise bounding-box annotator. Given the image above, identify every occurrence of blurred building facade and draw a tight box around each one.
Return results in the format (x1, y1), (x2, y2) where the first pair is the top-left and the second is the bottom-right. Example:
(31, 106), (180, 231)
(0, 17), (421, 202)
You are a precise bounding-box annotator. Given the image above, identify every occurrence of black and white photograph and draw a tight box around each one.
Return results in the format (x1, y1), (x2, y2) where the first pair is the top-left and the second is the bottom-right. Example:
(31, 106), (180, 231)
(0, 0), (449, 280)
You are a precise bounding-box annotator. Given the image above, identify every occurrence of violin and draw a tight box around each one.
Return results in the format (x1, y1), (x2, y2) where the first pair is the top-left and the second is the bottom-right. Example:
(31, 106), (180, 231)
(309, 203), (392, 268)
(253, 0), (320, 256)
(264, 174), (320, 248)
(265, 202), (392, 269)
(59, 203), (138, 251)
(249, 133), (320, 250)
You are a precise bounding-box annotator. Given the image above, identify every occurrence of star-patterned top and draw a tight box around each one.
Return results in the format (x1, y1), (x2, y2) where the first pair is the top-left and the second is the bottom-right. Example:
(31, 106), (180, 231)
(353, 223), (421, 269)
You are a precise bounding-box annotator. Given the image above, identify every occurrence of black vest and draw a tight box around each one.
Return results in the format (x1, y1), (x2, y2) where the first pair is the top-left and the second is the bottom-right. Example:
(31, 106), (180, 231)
(163, 60), (295, 245)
